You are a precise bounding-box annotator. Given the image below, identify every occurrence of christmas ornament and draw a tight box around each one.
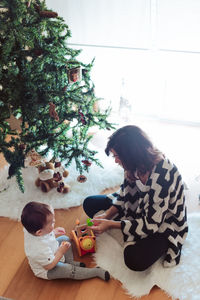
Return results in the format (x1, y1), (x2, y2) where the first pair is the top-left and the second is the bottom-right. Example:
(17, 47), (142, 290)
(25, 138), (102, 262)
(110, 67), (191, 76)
(78, 111), (86, 125)
(82, 160), (92, 166)
(77, 175), (87, 183)
(33, 2), (58, 18)
(0, 0), (114, 193)
(25, 149), (43, 167)
(67, 67), (82, 84)
(6, 114), (22, 131)
(39, 11), (58, 18)
(49, 102), (59, 121)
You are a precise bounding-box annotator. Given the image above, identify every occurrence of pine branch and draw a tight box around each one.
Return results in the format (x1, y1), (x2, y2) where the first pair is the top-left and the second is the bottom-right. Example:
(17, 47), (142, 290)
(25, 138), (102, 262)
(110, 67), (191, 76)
(0, 0), (115, 192)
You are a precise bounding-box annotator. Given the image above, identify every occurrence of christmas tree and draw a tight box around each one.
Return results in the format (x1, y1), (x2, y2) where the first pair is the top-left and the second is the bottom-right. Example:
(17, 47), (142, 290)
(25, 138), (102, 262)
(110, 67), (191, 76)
(0, 0), (114, 192)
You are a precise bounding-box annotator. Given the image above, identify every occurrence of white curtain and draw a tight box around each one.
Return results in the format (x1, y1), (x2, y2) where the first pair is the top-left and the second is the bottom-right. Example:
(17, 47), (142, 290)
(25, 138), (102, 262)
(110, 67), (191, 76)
(46, 0), (200, 124)
(46, 0), (151, 49)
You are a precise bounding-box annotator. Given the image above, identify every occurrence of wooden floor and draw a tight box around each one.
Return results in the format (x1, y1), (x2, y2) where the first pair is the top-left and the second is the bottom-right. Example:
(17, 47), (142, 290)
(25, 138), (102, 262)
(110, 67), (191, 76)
(0, 206), (173, 300)
(0, 154), (199, 300)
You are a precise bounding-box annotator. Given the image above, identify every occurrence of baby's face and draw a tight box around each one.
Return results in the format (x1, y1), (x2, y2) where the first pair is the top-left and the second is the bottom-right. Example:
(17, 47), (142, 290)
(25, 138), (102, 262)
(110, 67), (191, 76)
(41, 211), (55, 235)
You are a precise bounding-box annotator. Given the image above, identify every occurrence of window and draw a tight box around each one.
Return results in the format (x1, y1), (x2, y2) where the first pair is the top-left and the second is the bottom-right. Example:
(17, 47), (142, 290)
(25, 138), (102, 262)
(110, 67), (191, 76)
(47, 0), (200, 125)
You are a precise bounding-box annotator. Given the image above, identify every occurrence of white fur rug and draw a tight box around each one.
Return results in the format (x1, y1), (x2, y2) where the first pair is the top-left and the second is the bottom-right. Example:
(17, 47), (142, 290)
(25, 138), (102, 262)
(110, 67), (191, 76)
(0, 147), (123, 220)
(93, 213), (200, 300)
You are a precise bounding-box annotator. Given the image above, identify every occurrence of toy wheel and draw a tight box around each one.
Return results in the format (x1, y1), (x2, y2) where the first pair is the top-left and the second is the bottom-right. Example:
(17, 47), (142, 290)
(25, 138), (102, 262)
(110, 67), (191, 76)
(40, 182), (50, 192)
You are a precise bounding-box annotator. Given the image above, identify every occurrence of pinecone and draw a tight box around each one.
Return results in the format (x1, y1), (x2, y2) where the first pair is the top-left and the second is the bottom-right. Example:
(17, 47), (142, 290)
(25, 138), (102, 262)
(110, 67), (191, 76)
(39, 11), (58, 18)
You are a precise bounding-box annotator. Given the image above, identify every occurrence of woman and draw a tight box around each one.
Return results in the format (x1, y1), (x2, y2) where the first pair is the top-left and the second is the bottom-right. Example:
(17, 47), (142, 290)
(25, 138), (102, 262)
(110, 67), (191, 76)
(83, 125), (188, 271)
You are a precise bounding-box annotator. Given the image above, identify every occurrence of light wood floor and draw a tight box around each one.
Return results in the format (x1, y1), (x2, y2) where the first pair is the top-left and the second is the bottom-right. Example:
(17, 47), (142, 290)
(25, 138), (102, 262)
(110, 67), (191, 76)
(0, 206), (173, 300)
(0, 154), (199, 300)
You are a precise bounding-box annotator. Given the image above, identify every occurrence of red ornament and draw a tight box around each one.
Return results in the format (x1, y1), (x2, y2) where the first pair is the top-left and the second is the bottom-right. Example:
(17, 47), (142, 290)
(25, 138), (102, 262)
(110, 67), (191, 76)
(82, 160), (92, 166)
(78, 111), (86, 125)
(77, 175), (87, 183)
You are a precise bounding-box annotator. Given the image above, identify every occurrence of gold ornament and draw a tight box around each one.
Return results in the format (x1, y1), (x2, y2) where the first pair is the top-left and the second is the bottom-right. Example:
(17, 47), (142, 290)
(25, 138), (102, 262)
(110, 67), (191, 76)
(77, 175), (87, 183)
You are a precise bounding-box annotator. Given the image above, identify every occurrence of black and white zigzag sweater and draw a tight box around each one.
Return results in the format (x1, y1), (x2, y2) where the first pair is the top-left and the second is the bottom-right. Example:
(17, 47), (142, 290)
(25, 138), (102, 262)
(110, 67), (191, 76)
(108, 158), (188, 267)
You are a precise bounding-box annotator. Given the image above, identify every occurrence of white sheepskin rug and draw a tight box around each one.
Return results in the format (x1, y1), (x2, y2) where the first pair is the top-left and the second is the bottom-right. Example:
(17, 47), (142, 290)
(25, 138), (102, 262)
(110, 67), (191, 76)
(0, 147), (123, 220)
(93, 213), (200, 300)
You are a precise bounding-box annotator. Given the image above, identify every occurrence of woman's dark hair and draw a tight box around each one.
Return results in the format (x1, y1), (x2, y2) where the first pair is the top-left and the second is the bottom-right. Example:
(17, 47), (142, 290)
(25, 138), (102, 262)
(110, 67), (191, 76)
(21, 201), (52, 234)
(105, 125), (162, 177)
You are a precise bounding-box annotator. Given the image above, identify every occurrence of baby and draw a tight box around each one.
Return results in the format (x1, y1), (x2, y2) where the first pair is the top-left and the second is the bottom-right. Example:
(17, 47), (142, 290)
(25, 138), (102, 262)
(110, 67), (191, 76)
(21, 201), (110, 281)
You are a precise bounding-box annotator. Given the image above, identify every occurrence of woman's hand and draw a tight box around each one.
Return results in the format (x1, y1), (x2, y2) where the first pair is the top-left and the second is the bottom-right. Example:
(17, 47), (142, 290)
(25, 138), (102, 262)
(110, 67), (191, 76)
(93, 212), (108, 220)
(93, 206), (119, 221)
(90, 219), (111, 234)
(54, 227), (66, 235)
(90, 218), (121, 234)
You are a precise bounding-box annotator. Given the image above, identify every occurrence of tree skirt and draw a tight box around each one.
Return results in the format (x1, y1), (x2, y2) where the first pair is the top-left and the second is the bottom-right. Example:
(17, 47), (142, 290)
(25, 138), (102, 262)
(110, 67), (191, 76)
(93, 213), (200, 300)
(0, 149), (123, 220)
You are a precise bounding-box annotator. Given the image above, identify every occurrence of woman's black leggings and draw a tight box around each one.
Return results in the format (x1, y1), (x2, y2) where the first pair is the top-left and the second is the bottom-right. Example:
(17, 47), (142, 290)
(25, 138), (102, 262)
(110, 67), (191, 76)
(83, 195), (169, 272)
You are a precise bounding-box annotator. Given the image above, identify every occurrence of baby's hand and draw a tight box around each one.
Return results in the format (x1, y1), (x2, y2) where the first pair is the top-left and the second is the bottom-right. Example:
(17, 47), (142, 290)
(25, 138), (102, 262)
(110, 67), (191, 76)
(54, 227), (66, 235)
(59, 241), (71, 254)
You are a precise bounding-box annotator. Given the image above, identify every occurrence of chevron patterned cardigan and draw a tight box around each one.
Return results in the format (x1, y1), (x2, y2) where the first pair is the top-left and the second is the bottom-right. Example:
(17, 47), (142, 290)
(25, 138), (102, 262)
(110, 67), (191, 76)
(108, 158), (188, 267)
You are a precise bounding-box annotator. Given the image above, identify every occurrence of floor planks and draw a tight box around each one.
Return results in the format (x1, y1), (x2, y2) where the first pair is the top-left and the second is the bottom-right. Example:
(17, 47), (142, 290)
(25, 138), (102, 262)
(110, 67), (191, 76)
(0, 205), (172, 300)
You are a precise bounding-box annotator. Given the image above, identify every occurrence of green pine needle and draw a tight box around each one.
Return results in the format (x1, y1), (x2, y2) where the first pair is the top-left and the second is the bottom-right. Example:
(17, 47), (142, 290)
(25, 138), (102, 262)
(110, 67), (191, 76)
(0, 0), (115, 193)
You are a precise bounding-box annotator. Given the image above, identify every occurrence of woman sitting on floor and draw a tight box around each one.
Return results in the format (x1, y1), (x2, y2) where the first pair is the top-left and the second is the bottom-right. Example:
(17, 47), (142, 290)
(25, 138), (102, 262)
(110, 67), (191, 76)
(83, 125), (188, 271)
